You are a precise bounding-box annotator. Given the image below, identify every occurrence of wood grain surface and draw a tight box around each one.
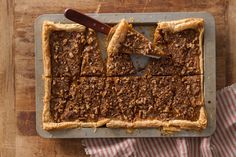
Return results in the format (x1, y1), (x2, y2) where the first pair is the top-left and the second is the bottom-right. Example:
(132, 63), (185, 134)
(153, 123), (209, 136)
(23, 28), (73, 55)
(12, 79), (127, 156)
(0, 0), (235, 156)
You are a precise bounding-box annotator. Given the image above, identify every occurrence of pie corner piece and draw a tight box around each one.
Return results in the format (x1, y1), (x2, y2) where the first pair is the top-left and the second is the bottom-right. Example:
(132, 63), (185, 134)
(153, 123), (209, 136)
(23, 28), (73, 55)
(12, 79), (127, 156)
(149, 18), (204, 76)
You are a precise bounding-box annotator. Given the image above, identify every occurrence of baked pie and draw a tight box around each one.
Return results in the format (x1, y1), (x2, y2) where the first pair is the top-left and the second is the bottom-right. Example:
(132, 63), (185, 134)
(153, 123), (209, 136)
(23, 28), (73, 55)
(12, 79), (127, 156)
(42, 18), (207, 132)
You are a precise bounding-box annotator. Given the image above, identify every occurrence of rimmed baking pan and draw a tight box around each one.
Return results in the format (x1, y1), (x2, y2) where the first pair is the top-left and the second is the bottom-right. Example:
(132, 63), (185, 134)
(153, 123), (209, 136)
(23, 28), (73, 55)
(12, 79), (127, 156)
(35, 12), (216, 138)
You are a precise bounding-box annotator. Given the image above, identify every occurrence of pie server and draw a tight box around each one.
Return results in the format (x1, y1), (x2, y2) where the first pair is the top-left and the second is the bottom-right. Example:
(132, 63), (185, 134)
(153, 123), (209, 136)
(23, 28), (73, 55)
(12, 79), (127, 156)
(64, 8), (160, 59)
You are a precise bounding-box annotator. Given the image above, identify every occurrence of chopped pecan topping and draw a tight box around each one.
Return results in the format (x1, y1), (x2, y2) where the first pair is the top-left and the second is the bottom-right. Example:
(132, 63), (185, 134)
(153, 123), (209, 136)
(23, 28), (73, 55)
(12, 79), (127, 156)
(49, 26), (203, 124)
(107, 51), (136, 76)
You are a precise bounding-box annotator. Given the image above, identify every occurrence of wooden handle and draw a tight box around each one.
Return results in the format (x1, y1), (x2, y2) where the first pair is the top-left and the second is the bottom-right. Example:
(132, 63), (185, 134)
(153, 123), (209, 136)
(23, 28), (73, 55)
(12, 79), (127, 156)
(64, 9), (111, 35)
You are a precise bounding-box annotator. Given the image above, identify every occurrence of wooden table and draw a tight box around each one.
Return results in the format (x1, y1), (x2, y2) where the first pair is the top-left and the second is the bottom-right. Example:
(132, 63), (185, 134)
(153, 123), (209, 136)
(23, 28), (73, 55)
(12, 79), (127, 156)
(0, 0), (235, 156)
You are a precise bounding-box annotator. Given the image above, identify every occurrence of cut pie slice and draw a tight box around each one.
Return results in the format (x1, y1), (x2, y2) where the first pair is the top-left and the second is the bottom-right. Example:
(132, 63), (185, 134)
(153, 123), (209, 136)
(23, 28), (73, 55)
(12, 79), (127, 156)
(146, 18), (204, 76)
(80, 29), (105, 76)
(42, 21), (86, 79)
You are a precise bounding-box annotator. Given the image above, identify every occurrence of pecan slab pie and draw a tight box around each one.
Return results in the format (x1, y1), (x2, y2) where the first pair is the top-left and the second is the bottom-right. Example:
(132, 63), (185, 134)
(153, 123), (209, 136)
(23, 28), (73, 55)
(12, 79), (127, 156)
(42, 18), (207, 132)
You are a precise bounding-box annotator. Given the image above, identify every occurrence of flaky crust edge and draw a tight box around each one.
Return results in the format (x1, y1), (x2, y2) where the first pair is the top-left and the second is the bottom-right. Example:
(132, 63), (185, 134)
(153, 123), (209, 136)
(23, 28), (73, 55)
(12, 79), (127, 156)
(156, 18), (204, 74)
(107, 19), (129, 55)
(42, 21), (111, 130)
(106, 107), (207, 131)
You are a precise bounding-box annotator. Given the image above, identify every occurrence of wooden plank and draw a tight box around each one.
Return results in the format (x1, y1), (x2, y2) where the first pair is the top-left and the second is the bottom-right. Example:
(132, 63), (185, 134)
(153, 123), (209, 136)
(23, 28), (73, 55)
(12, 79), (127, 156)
(227, 0), (236, 85)
(16, 136), (87, 157)
(0, 0), (16, 157)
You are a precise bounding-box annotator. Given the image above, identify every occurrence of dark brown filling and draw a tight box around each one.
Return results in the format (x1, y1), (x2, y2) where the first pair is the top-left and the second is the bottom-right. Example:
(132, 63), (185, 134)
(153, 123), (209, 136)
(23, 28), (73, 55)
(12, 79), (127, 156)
(147, 29), (201, 76)
(50, 31), (86, 78)
(61, 77), (105, 122)
(150, 76), (202, 121)
(49, 29), (203, 123)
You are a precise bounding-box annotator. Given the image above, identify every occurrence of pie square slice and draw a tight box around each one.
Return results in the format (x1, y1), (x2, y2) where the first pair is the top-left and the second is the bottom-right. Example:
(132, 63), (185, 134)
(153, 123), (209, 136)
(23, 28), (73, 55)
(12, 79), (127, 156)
(103, 77), (154, 124)
(42, 21), (109, 130)
(106, 75), (207, 131)
(80, 29), (105, 76)
(42, 21), (86, 79)
(146, 18), (204, 76)
(60, 77), (107, 122)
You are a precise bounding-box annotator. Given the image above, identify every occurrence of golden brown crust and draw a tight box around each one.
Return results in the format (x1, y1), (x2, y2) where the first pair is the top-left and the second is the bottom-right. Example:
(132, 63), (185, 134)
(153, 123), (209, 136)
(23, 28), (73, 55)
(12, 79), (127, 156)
(43, 119), (110, 131)
(107, 19), (129, 55)
(157, 18), (204, 32)
(106, 107), (207, 130)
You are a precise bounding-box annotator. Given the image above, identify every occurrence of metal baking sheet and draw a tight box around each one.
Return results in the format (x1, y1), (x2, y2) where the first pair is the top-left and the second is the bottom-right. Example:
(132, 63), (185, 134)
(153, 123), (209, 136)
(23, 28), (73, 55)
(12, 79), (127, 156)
(35, 12), (216, 138)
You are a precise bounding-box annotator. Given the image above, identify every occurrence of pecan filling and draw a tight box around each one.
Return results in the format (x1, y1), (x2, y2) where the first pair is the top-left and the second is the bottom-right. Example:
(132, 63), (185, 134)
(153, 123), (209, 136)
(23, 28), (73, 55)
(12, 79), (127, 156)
(61, 77), (105, 122)
(146, 29), (201, 76)
(50, 31), (86, 78)
(101, 77), (154, 121)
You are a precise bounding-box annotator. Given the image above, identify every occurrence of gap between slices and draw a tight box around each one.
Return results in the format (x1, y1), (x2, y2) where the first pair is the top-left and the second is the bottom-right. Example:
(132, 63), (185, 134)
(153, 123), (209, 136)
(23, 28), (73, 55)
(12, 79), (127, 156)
(64, 9), (165, 58)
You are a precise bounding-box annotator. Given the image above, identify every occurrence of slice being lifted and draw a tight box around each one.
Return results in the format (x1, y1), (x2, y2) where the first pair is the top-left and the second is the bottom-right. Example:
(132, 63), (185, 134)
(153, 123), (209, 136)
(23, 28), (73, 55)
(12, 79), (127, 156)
(108, 19), (165, 57)
(106, 20), (135, 76)
(106, 19), (164, 76)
